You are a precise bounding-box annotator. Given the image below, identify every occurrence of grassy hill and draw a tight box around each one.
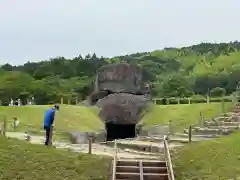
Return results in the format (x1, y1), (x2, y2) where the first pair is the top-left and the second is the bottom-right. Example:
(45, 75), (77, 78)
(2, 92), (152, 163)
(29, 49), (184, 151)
(0, 137), (110, 180)
(0, 105), (103, 140)
(1, 125), (239, 180)
(143, 102), (232, 132)
(0, 102), (238, 179)
(173, 132), (240, 180)
(0, 102), (232, 139)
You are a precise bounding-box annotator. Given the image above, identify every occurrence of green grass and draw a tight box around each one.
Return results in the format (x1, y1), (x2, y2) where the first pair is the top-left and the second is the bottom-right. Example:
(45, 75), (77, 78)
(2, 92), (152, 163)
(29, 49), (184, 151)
(0, 102), (238, 179)
(173, 132), (240, 180)
(0, 105), (103, 140)
(0, 102), (233, 139)
(143, 102), (232, 132)
(0, 137), (110, 180)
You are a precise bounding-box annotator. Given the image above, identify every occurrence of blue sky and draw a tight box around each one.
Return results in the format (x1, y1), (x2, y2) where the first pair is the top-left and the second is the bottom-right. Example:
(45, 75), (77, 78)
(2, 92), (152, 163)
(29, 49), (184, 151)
(0, 0), (239, 65)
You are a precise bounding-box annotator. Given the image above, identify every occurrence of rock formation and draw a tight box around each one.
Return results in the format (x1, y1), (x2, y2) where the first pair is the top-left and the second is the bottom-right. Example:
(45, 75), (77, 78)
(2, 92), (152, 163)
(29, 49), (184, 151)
(89, 63), (151, 125)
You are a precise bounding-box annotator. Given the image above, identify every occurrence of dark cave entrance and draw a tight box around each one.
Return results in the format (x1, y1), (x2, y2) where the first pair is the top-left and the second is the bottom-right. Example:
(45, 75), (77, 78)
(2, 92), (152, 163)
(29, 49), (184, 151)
(105, 123), (136, 141)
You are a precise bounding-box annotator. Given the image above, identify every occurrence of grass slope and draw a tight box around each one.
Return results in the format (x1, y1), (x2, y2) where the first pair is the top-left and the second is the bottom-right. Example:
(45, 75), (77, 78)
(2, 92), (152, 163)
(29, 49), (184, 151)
(0, 102), (232, 138)
(0, 105), (103, 139)
(0, 137), (110, 180)
(173, 132), (240, 180)
(143, 102), (232, 132)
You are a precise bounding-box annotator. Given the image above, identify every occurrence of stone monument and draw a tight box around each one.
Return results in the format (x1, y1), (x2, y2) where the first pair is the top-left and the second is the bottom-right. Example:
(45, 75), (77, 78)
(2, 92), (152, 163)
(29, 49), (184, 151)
(89, 63), (151, 141)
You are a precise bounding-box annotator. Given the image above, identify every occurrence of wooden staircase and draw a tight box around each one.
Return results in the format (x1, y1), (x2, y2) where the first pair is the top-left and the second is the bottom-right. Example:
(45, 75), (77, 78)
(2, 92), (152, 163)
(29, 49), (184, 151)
(110, 136), (175, 180)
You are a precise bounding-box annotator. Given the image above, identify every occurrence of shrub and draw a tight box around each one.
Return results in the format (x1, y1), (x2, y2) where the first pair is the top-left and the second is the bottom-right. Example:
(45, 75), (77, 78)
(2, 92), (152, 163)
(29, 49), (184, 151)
(210, 87), (226, 97)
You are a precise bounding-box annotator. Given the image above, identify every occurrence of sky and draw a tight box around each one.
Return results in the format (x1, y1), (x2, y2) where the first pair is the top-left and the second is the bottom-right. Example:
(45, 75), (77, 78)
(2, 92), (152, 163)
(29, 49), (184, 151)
(0, 0), (240, 65)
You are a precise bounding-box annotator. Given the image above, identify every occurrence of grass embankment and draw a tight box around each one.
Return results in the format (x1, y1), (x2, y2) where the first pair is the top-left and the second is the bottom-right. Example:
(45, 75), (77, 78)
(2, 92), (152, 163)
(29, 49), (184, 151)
(173, 132), (240, 180)
(0, 102), (232, 139)
(143, 102), (232, 132)
(0, 137), (110, 180)
(0, 105), (103, 140)
(1, 129), (239, 180)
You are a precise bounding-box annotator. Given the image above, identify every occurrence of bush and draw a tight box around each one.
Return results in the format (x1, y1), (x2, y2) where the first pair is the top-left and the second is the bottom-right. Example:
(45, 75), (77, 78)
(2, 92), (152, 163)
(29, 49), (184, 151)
(210, 97), (232, 102)
(168, 98), (178, 104)
(153, 96), (232, 105)
(210, 87), (226, 97)
(179, 98), (190, 104)
(191, 98), (207, 104)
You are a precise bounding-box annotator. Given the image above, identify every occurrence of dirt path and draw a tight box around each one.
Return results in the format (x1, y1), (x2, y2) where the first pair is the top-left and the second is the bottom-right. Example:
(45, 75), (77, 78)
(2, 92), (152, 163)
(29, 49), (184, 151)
(5, 132), (162, 159)
(5, 108), (240, 159)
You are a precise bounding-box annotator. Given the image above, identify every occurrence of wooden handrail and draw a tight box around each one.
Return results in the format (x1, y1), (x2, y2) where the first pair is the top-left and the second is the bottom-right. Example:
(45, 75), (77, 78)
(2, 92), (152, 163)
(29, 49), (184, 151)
(163, 135), (175, 180)
(139, 160), (144, 180)
(112, 139), (117, 180)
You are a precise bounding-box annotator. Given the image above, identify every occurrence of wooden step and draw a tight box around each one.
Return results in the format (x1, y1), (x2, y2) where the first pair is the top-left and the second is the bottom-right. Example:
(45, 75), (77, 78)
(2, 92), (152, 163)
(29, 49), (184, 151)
(143, 166), (168, 174)
(117, 160), (139, 167)
(116, 172), (169, 180)
(204, 125), (239, 129)
(116, 166), (168, 174)
(192, 127), (234, 135)
(205, 121), (240, 126)
(176, 132), (220, 139)
(117, 160), (166, 167)
(142, 161), (166, 167)
(116, 172), (139, 180)
(184, 128), (223, 135)
(143, 173), (169, 180)
(116, 166), (139, 173)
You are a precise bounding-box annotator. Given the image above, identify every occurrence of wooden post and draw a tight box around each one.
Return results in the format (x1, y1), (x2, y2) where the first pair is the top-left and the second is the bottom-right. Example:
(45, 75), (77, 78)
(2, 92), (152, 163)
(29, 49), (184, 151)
(206, 95), (210, 104)
(188, 98), (191, 104)
(139, 160), (144, 180)
(68, 99), (70, 105)
(88, 137), (92, 154)
(12, 119), (16, 131)
(61, 97), (63, 105)
(188, 125), (192, 143)
(199, 111), (204, 127)
(75, 99), (78, 105)
(177, 98), (180, 104)
(168, 120), (173, 135)
(1, 116), (6, 136)
(221, 98), (225, 114)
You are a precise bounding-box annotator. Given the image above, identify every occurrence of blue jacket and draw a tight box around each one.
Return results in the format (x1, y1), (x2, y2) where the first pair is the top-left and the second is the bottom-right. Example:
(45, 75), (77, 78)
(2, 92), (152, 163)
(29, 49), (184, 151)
(44, 108), (55, 128)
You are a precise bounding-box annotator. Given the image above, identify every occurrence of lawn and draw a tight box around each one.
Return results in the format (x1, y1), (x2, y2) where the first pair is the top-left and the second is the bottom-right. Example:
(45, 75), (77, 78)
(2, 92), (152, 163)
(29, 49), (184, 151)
(1, 127), (239, 180)
(0, 105), (104, 140)
(0, 137), (110, 180)
(143, 102), (232, 132)
(0, 102), (233, 139)
(173, 131), (240, 180)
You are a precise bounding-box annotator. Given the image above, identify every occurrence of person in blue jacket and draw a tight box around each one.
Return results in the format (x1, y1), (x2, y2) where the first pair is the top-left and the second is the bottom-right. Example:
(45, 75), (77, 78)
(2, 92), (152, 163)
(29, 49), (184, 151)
(43, 104), (59, 145)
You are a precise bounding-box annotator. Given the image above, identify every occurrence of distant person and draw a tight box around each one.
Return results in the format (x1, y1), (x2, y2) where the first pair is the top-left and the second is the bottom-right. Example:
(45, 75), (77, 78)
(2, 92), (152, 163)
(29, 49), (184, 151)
(43, 104), (59, 146)
(12, 117), (20, 130)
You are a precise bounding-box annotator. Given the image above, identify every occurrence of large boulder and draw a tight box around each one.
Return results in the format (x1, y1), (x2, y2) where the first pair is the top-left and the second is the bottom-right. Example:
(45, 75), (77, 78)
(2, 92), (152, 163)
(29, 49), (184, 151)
(94, 63), (149, 93)
(97, 93), (150, 124)
(89, 63), (151, 125)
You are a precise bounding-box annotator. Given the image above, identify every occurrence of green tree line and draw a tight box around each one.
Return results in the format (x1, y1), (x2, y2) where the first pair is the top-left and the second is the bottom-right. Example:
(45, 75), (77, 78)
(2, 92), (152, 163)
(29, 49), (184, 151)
(1, 41), (240, 104)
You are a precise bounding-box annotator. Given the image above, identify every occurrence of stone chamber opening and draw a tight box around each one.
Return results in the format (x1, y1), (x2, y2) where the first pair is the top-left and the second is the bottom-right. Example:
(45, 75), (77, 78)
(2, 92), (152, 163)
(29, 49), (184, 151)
(105, 123), (136, 141)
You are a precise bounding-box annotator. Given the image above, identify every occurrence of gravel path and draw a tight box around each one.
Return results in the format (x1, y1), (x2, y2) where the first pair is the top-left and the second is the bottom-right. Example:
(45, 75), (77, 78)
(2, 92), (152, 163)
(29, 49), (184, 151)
(5, 132), (162, 159)
(5, 110), (240, 159)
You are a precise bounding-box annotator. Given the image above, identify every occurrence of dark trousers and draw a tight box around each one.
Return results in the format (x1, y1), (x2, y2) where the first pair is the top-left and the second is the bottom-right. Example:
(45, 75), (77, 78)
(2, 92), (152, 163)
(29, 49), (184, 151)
(44, 126), (51, 145)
